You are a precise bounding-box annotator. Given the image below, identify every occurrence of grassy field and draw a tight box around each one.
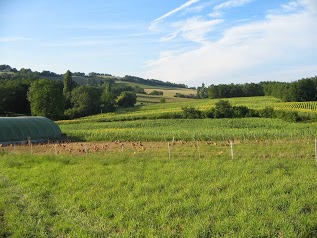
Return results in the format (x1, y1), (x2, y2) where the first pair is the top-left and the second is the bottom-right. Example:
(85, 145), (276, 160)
(1, 146), (317, 237)
(3, 95), (317, 237)
(143, 88), (197, 97)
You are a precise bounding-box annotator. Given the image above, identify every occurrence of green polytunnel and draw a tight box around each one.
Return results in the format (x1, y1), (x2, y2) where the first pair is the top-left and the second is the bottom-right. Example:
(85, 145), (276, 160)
(0, 116), (62, 144)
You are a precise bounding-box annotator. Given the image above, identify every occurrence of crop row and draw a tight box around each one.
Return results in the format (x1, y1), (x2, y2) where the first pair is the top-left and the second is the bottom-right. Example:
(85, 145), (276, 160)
(58, 96), (317, 125)
(59, 118), (317, 142)
(275, 101), (317, 112)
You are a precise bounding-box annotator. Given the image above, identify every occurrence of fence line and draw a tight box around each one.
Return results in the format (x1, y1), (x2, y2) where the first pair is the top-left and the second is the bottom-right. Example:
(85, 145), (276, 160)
(0, 139), (316, 161)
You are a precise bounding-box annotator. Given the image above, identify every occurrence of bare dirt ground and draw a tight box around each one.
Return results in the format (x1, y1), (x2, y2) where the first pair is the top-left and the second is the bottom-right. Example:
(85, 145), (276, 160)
(0, 140), (232, 157)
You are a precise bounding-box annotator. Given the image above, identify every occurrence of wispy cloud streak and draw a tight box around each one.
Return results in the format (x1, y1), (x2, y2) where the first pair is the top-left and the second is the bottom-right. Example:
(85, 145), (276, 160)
(210, 0), (253, 17)
(153, 0), (200, 22)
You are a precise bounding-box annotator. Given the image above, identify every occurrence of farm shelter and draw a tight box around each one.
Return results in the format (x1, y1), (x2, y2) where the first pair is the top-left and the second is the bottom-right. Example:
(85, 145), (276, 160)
(0, 116), (62, 144)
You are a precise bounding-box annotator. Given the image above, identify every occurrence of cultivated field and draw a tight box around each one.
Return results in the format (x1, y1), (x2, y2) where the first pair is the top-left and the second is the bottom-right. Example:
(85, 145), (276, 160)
(2, 95), (317, 237)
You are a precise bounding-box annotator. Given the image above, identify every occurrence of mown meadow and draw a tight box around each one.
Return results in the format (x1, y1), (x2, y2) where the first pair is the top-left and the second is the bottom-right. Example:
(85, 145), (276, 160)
(2, 95), (317, 237)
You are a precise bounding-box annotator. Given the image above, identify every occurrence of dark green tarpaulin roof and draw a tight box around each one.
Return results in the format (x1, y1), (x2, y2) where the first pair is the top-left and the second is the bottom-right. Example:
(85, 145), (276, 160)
(0, 116), (61, 143)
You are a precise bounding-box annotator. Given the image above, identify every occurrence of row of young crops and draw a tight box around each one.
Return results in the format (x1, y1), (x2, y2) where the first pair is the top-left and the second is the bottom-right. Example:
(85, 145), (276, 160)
(58, 96), (317, 126)
(59, 118), (317, 142)
(275, 101), (317, 112)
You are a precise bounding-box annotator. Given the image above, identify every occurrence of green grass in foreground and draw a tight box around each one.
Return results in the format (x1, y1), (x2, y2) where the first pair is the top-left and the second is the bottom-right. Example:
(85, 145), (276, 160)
(1, 145), (317, 237)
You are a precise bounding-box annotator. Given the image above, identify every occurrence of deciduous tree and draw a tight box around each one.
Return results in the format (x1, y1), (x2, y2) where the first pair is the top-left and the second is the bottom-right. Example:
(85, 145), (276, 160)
(27, 79), (64, 120)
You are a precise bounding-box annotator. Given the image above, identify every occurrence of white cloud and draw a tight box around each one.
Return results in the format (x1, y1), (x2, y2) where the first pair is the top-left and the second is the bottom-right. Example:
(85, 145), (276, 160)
(143, 1), (317, 86)
(153, 0), (200, 22)
(160, 17), (223, 43)
(149, 0), (200, 32)
(210, 0), (253, 17)
(213, 0), (253, 11)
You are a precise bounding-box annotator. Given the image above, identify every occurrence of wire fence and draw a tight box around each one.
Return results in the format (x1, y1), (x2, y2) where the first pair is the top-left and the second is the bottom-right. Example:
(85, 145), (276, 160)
(1, 139), (315, 161)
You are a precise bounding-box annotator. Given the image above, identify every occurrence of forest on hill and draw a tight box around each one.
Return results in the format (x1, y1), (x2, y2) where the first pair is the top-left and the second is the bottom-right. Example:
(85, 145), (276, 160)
(0, 64), (187, 119)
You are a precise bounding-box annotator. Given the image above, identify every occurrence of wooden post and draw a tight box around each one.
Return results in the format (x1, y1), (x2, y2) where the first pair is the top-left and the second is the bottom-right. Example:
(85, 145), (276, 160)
(85, 145), (88, 157)
(230, 140), (234, 160)
(315, 138), (317, 162)
(168, 142), (171, 160)
(121, 144), (124, 152)
(197, 140), (201, 159)
(28, 137), (32, 155)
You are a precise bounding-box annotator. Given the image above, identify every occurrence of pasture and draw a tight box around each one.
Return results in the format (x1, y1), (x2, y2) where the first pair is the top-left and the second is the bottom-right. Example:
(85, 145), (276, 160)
(1, 144), (317, 237)
(2, 95), (317, 237)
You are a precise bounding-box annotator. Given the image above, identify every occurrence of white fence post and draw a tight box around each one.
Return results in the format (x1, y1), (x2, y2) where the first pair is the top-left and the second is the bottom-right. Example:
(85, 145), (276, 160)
(230, 140), (234, 160)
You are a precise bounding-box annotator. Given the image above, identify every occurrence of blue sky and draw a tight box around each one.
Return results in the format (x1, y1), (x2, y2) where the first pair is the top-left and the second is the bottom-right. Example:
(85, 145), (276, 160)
(1, 0), (317, 86)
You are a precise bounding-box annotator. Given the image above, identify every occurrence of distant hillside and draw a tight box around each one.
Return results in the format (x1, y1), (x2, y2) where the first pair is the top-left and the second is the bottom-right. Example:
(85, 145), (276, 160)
(119, 75), (187, 89)
(0, 64), (188, 89)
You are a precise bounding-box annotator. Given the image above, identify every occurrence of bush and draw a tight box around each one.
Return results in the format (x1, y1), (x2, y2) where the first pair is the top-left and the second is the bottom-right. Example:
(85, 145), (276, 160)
(204, 109), (214, 118)
(259, 107), (274, 118)
(117, 91), (137, 107)
(213, 100), (233, 118)
(182, 107), (203, 119)
(274, 110), (300, 122)
(149, 90), (163, 96)
(232, 106), (250, 118)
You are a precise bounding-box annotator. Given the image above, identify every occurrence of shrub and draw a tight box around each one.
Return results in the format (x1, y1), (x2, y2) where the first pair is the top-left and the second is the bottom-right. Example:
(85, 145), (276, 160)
(213, 100), (233, 118)
(259, 107), (274, 118)
(182, 107), (203, 119)
(274, 110), (300, 122)
(149, 90), (163, 96)
(117, 91), (137, 107)
(232, 106), (250, 118)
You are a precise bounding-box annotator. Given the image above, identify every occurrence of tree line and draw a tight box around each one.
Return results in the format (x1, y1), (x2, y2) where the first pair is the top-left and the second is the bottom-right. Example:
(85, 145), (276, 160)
(0, 71), (138, 120)
(197, 76), (317, 102)
(121, 75), (187, 88)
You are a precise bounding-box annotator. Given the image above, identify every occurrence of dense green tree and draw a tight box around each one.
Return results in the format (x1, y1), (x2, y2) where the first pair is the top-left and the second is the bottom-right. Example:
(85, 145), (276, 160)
(0, 79), (32, 115)
(100, 83), (116, 112)
(63, 70), (75, 109)
(197, 83), (208, 98)
(63, 70), (73, 94)
(117, 91), (137, 107)
(27, 79), (64, 120)
(66, 85), (101, 118)
(213, 100), (233, 118)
